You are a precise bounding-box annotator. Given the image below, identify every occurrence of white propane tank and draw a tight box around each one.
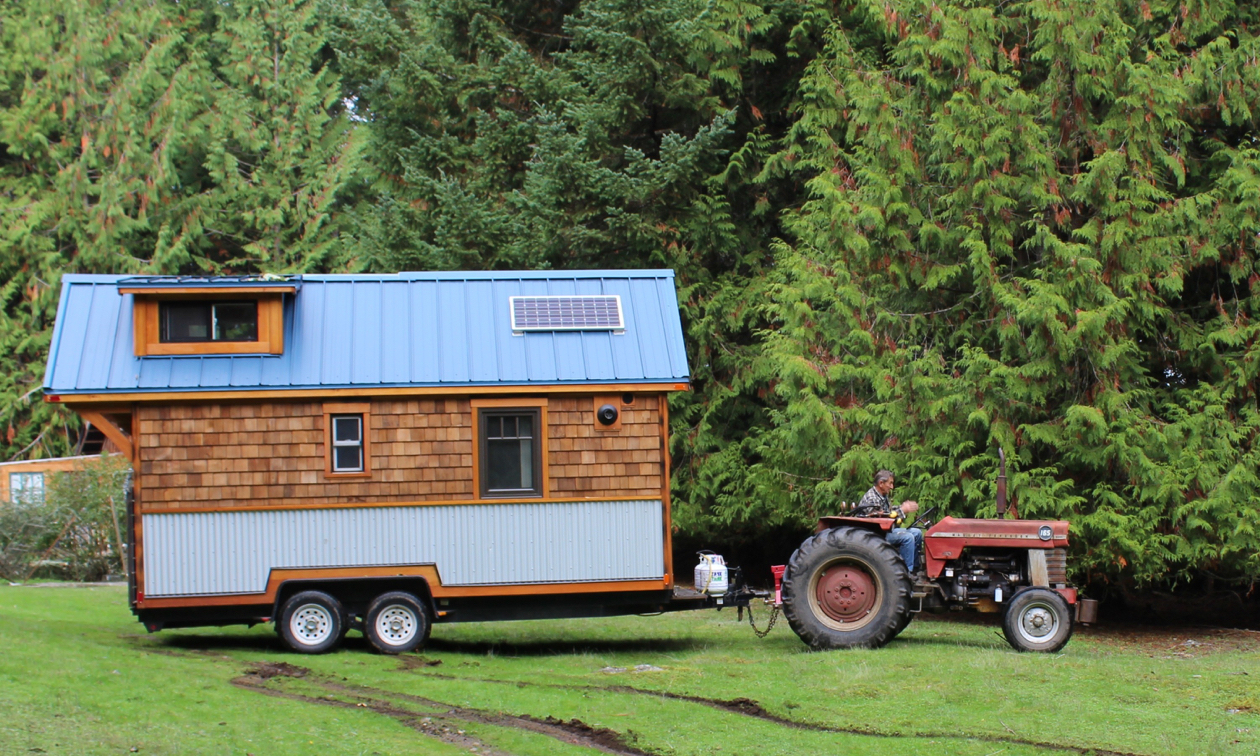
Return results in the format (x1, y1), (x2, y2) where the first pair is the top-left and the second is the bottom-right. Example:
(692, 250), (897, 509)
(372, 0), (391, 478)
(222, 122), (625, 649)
(694, 552), (729, 597)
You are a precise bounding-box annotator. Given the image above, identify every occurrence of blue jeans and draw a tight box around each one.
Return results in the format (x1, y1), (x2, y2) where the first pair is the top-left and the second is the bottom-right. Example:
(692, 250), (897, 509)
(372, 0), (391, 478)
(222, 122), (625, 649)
(887, 528), (924, 571)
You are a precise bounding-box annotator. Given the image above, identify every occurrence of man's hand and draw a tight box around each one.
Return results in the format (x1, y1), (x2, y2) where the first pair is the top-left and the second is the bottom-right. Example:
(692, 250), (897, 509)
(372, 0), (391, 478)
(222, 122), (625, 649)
(900, 501), (919, 513)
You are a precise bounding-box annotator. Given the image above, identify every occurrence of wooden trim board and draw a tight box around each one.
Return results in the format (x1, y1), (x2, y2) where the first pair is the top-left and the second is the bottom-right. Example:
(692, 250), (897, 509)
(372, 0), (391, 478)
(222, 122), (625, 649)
(138, 495), (662, 515)
(135, 565), (668, 609)
(49, 383), (691, 405)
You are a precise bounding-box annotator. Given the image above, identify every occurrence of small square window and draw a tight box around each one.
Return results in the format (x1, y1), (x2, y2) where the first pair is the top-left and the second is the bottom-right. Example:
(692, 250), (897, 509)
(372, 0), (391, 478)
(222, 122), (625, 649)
(9, 472), (45, 506)
(480, 409), (541, 497)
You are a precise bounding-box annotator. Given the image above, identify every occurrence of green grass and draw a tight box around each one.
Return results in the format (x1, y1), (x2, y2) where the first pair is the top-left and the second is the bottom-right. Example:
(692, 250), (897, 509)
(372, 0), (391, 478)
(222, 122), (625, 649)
(1, 585), (1257, 756)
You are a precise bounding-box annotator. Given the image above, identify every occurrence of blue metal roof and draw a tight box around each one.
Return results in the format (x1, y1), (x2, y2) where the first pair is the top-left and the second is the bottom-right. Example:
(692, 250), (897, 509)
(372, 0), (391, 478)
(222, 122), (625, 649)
(43, 271), (690, 395)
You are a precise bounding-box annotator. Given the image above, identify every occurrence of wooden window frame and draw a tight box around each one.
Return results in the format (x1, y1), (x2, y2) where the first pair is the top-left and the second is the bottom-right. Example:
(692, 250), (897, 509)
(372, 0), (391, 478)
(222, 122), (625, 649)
(471, 397), (549, 500)
(133, 293), (284, 356)
(323, 402), (372, 478)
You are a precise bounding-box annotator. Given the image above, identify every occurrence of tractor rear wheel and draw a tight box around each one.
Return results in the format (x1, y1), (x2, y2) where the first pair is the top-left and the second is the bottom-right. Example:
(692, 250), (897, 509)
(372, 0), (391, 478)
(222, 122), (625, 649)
(1002, 587), (1073, 652)
(781, 526), (912, 650)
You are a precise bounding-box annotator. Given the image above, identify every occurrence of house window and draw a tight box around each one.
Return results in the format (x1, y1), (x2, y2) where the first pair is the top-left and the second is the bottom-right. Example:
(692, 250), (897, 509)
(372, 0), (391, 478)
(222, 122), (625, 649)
(9, 472), (45, 506)
(129, 293), (285, 356)
(160, 301), (258, 342)
(479, 409), (542, 497)
(323, 403), (372, 477)
(331, 415), (364, 472)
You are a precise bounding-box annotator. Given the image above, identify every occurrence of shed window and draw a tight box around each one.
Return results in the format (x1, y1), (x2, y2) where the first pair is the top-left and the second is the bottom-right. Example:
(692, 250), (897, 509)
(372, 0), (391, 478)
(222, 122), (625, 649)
(9, 472), (45, 506)
(160, 301), (258, 342)
(330, 415), (364, 472)
(480, 410), (541, 497)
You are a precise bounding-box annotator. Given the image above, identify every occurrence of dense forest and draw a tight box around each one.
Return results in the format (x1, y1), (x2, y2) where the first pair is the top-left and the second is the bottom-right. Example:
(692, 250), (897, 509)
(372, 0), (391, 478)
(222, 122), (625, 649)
(2, 0), (1259, 597)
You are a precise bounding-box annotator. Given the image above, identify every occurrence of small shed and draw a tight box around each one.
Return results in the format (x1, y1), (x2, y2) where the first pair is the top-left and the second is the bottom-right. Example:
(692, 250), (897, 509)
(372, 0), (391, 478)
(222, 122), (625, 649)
(43, 270), (692, 648)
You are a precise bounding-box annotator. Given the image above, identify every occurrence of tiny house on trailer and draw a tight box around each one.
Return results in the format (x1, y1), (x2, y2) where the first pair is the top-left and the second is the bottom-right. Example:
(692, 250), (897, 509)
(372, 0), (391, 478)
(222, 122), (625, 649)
(43, 270), (729, 653)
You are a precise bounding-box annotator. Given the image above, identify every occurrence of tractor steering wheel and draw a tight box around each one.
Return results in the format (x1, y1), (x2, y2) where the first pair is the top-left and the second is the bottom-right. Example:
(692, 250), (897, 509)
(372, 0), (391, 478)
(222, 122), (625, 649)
(910, 506), (937, 529)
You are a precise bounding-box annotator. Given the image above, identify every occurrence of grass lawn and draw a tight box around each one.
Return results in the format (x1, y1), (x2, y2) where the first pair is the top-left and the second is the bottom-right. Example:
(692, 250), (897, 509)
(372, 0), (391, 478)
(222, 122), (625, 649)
(1, 584), (1257, 756)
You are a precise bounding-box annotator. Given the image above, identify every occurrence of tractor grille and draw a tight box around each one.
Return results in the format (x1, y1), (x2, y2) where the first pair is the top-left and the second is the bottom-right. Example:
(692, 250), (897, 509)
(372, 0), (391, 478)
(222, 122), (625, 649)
(1046, 548), (1068, 586)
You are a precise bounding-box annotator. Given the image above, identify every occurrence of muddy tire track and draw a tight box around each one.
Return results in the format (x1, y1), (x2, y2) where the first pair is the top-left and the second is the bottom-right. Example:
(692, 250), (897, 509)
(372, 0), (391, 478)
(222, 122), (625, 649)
(128, 641), (1143, 756)
(234, 662), (651, 756)
(402, 668), (1148, 756)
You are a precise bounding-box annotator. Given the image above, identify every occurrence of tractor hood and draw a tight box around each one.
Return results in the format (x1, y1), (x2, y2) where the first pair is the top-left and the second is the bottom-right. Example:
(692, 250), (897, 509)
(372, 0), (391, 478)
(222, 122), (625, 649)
(925, 516), (1069, 547)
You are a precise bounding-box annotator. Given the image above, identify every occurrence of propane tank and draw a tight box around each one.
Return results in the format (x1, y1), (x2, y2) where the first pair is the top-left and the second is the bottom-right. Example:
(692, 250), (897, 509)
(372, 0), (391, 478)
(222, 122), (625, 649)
(694, 552), (729, 597)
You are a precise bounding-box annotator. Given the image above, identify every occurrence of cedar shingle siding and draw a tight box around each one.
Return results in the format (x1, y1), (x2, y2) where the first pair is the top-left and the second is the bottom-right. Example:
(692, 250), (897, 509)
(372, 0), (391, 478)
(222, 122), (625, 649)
(547, 396), (662, 498)
(138, 395), (662, 510)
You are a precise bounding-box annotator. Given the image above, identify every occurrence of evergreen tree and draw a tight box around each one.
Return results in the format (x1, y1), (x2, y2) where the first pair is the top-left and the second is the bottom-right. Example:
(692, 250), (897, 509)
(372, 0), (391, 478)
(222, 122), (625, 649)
(0, 0), (360, 459)
(755, 0), (1260, 588)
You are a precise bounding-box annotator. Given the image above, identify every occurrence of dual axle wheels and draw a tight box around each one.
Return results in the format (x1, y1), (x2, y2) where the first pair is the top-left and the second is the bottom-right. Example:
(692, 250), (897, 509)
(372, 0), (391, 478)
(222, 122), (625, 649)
(278, 590), (432, 655)
(781, 526), (1074, 653)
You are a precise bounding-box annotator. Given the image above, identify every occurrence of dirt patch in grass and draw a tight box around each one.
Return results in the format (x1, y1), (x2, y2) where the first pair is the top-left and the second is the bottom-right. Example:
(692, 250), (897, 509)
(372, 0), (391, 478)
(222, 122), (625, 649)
(1075, 625), (1260, 657)
(917, 613), (1260, 656)
(231, 662), (652, 755)
(521, 716), (654, 755)
(394, 654), (443, 671)
(246, 661), (310, 680)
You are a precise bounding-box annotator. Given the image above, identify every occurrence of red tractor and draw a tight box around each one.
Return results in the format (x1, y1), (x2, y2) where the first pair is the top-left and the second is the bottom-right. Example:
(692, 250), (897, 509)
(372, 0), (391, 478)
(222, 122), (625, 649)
(779, 451), (1095, 652)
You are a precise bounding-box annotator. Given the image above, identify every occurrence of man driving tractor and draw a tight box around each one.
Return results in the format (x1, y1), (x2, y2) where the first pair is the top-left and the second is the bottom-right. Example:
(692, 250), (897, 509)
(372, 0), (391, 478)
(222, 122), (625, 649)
(854, 470), (924, 573)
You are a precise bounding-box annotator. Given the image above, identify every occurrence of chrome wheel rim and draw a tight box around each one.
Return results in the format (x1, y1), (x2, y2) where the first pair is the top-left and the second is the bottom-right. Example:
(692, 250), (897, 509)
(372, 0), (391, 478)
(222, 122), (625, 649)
(290, 603), (334, 646)
(374, 604), (419, 647)
(1017, 601), (1060, 645)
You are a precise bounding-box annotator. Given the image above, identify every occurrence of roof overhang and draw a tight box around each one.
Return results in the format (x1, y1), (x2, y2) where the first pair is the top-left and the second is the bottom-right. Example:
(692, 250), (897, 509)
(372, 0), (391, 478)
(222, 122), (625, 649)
(117, 275), (301, 296)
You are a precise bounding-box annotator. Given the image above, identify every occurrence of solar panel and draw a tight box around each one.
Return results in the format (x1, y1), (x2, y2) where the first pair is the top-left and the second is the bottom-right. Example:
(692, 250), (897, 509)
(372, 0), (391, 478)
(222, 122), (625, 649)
(510, 295), (624, 332)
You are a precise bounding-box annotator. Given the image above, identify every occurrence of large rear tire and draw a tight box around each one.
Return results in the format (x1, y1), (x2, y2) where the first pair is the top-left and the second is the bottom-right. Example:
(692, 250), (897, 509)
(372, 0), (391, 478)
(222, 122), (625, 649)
(1002, 587), (1073, 652)
(781, 527), (912, 650)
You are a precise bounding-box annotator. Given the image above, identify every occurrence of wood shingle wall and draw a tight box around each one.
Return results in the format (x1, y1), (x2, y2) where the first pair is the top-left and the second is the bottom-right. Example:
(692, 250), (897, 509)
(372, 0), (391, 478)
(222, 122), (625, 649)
(137, 394), (663, 511)
(548, 396), (663, 498)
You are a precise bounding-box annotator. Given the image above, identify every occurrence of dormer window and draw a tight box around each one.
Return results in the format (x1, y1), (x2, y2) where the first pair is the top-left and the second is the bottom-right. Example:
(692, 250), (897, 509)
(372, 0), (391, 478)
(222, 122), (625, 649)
(121, 278), (297, 356)
(160, 301), (259, 343)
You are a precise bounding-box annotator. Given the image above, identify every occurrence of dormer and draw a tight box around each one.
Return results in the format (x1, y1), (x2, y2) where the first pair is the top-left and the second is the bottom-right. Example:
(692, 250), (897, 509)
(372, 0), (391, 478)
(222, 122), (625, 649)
(119, 275), (299, 357)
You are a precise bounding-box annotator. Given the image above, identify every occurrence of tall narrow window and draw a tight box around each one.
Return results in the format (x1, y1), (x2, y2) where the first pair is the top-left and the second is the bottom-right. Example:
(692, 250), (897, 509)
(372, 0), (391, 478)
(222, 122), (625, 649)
(480, 409), (542, 497)
(330, 415), (364, 472)
(323, 403), (372, 477)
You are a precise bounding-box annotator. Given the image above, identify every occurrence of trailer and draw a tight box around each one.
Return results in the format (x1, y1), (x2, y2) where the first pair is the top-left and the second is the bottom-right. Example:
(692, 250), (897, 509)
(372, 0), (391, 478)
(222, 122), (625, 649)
(43, 270), (751, 653)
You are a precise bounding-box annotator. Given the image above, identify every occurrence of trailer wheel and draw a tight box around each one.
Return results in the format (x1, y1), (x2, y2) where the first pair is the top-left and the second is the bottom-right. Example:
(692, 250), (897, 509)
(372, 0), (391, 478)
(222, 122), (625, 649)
(1002, 587), (1073, 653)
(781, 526), (911, 650)
(364, 591), (430, 655)
(279, 591), (345, 654)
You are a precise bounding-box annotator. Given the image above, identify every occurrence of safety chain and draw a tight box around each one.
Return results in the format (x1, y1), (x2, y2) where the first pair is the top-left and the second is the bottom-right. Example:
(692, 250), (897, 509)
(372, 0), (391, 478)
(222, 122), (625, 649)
(747, 601), (780, 638)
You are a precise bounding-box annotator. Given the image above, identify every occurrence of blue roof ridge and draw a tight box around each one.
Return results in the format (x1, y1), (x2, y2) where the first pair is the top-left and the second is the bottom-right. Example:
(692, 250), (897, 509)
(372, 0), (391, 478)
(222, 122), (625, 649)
(59, 269), (677, 284)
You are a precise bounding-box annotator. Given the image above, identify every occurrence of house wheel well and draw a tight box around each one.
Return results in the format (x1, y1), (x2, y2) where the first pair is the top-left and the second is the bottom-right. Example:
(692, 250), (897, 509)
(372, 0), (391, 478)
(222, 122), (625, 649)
(273, 576), (437, 623)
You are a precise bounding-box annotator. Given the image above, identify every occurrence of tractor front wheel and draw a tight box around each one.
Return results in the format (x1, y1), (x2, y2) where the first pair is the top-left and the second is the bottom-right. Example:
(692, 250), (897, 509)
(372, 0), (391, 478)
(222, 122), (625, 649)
(781, 526), (912, 650)
(1002, 587), (1073, 653)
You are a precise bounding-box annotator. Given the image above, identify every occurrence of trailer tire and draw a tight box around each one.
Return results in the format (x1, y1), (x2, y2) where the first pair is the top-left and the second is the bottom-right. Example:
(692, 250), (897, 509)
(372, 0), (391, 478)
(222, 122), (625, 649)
(364, 591), (430, 655)
(279, 591), (345, 654)
(1002, 587), (1073, 653)
(781, 526), (911, 650)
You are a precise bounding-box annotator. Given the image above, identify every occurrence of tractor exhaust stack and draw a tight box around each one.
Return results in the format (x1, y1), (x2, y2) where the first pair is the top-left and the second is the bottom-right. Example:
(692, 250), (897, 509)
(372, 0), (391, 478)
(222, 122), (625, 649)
(995, 447), (1008, 518)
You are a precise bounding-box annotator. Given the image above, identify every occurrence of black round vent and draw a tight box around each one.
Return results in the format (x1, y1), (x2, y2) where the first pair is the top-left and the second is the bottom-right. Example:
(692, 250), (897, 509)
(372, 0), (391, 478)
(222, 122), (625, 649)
(596, 404), (619, 426)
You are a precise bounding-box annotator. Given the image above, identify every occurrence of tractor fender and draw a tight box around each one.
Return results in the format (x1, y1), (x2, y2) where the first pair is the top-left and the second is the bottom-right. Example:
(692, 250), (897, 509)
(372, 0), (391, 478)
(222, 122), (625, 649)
(816, 516), (896, 534)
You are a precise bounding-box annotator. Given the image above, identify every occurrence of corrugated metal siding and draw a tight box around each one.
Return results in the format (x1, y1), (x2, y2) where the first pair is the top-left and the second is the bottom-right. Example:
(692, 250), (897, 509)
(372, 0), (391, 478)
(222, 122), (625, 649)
(142, 500), (665, 597)
(44, 271), (690, 394)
